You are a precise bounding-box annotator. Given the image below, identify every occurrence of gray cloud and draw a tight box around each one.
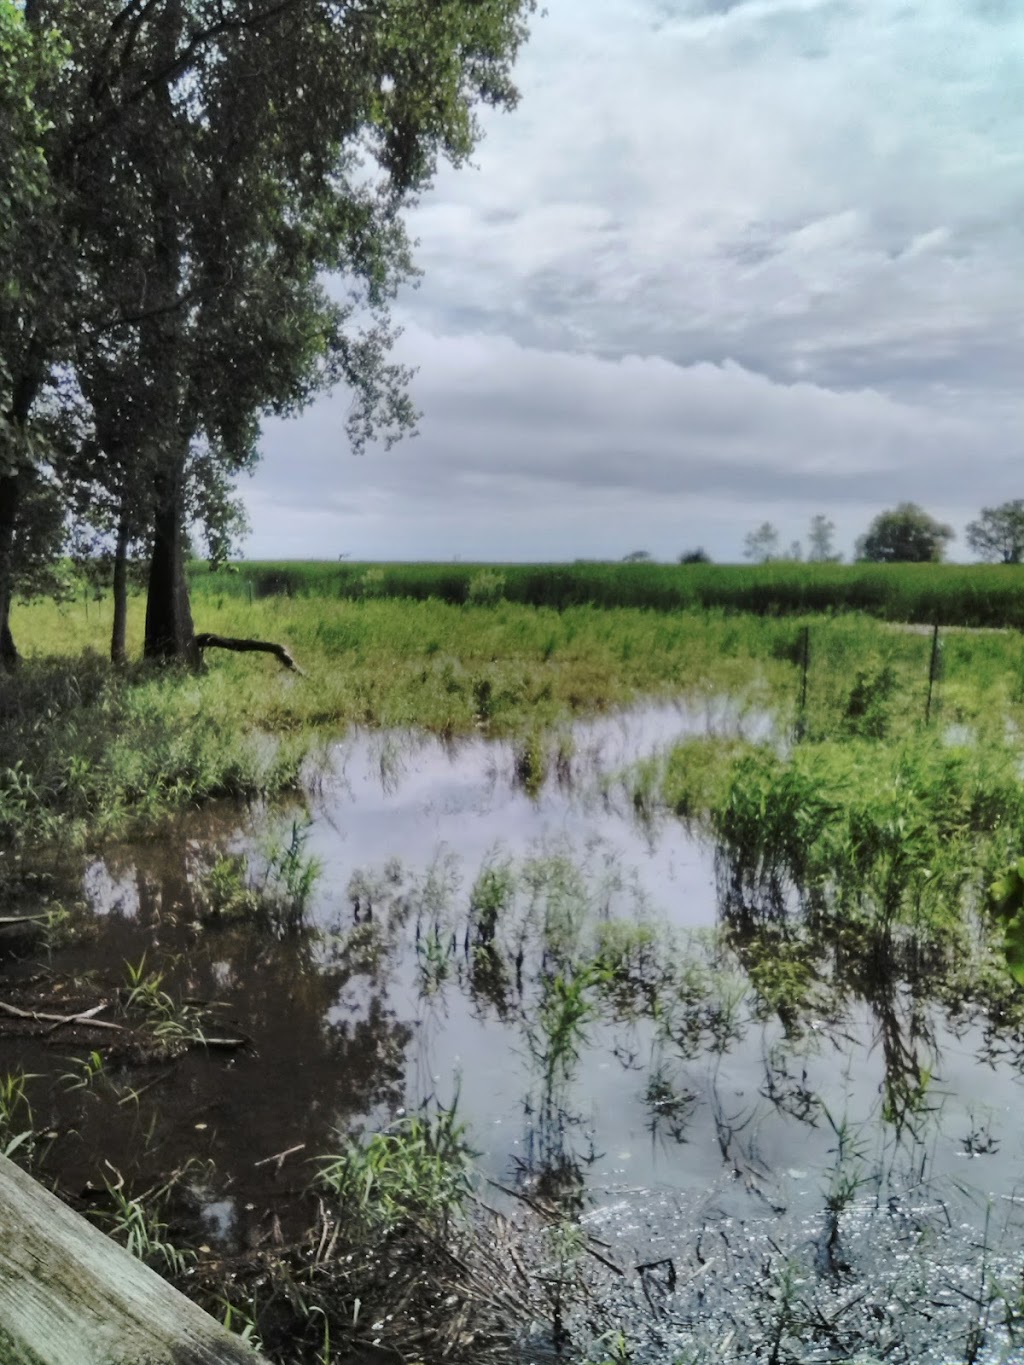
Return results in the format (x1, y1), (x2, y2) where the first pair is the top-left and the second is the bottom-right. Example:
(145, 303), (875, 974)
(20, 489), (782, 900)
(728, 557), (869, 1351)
(247, 0), (1024, 562)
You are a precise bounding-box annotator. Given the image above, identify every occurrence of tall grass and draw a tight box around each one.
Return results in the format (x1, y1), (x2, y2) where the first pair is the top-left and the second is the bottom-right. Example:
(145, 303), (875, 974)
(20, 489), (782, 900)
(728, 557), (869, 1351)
(8, 572), (1024, 852)
(195, 558), (1024, 627)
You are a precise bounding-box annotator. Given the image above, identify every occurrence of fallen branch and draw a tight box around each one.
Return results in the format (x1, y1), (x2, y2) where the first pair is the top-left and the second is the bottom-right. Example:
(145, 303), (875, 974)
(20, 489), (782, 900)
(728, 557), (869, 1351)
(254, 1142), (306, 1171)
(0, 915), (48, 926)
(0, 999), (124, 1032)
(194, 632), (305, 674)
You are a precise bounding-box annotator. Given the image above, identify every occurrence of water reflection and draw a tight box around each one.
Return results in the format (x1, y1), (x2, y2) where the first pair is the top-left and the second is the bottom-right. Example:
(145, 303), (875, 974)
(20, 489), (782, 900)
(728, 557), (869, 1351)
(3, 702), (1024, 1266)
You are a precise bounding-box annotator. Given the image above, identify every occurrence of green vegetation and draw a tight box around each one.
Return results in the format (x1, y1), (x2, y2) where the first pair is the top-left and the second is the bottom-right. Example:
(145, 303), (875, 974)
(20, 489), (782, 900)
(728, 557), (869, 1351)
(6, 576), (1024, 858)
(7, 569), (1024, 1362)
(2, 1), (535, 667)
(196, 556), (1024, 625)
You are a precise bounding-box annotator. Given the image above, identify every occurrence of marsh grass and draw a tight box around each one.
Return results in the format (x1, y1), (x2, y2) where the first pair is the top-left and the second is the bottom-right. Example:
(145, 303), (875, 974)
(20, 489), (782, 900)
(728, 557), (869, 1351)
(0, 1070), (36, 1161)
(317, 1099), (476, 1238)
(96, 1174), (197, 1278)
(121, 955), (213, 1056)
(9, 575), (1024, 855)
(194, 558), (1024, 628)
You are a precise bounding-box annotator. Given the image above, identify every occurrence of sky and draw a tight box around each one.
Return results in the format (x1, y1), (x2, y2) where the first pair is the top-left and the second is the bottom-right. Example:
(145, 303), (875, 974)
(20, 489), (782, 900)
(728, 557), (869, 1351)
(248, 0), (1024, 564)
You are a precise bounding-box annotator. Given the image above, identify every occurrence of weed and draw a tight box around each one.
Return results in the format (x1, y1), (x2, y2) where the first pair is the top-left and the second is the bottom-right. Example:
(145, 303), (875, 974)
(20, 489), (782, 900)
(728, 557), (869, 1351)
(121, 955), (209, 1055)
(197, 853), (259, 921)
(466, 568), (507, 605)
(318, 1099), (476, 1237)
(0, 1071), (36, 1161)
(528, 963), (609, 1093)
(60, 1049), (107, 1093)
(98, 1178), (196, 1277)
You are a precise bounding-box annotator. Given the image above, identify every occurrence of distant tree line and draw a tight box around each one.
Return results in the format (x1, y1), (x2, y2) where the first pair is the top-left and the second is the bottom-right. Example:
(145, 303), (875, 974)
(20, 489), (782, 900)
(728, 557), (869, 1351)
(739, 501), (1024, 566)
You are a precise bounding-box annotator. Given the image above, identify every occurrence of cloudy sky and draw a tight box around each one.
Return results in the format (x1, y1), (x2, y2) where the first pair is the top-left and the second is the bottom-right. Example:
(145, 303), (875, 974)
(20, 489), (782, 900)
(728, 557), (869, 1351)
(249, 0), (1024, 564)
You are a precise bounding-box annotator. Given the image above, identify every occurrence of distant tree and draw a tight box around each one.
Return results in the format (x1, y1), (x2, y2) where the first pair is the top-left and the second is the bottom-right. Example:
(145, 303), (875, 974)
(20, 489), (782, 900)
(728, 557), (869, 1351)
(965, 501), (1024, 564)
(623, 550), (652, 563)
(807, 514), (840, 563)
(786, 540), (803, 562)
(678, 547), (712, 564)
(743, 522), (780, 564)
(856, 503), (954, 563)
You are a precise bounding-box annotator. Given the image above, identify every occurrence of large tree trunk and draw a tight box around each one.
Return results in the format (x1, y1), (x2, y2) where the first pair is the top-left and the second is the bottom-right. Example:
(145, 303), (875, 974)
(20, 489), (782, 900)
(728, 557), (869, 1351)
(110, 515), (130, 666)
(144, 456), (197, 666)
(0, 474), (23, 673)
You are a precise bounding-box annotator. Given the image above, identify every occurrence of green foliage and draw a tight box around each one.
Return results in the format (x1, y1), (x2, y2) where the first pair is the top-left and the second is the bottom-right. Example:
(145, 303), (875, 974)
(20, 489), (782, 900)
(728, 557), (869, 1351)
(466, 568), (507, 605)
(966, 500), (1024, 564)
(121, 955), (211, 1055)
(987, 857), (1024, 986)
(528, 963), (610, 1092)
(198, 853), (259, 922)
(856, 503), (955, 564)
(257, 816), (322, 932)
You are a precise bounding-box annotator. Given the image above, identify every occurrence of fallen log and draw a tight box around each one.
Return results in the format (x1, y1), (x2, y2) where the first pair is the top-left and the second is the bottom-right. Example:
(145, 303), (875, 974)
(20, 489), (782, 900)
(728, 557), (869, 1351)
(194, 633), (304, 674)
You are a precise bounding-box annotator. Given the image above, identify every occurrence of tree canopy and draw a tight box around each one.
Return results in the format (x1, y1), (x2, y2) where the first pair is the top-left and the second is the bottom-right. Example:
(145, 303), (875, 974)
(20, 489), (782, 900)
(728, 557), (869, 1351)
(965, 501), (1024, 564)
(855, 503), (954, 564)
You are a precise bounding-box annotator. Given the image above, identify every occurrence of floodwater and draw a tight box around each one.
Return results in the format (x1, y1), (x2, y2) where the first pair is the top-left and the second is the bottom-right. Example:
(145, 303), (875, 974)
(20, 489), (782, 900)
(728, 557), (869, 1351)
(4, 698), (1024, 1360)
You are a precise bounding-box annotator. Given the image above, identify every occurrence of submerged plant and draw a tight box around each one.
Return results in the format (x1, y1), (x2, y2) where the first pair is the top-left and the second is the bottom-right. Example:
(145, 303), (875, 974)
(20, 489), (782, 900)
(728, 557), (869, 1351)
(259, 816), (322, 930)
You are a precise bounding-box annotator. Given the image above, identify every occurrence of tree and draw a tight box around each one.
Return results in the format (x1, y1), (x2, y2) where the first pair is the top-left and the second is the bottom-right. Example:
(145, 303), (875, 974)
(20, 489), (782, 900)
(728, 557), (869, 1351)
(856, 503), (954, 564)
(965, 501), (1024, 564)
(3, 0), (537, 667)
(623, 550), (652, 563)
(678, 548), (711, 564)
(743, 522), (780, 564)
(807, 514), (840, 563)
(0, 2), (70, 668)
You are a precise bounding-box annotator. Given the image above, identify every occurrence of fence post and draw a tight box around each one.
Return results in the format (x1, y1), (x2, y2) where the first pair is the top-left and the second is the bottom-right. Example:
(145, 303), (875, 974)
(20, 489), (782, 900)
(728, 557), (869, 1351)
(925, 623), (942, 724)
(795, 624), (810, 739)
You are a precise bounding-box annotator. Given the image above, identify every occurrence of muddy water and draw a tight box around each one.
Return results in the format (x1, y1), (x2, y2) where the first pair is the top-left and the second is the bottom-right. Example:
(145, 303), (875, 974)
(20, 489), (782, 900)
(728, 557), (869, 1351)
(3, 698), (1024, 1319)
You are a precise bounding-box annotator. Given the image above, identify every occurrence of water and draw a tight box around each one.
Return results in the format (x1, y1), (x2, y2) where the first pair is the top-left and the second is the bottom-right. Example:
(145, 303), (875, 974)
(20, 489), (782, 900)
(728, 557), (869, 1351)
(4, 698), (1024, 1360)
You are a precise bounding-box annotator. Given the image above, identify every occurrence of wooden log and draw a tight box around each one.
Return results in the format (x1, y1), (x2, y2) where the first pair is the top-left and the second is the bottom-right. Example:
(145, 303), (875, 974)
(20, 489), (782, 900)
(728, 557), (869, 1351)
(0, 1152), (265, 1364)
(193, 633), (304, 674)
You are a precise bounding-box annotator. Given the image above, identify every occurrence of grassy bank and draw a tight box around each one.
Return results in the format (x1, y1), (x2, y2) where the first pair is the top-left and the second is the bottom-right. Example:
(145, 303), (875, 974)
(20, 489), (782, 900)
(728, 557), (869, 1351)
(6, 584), (1024, 850)
(195, 557), (1024, 627)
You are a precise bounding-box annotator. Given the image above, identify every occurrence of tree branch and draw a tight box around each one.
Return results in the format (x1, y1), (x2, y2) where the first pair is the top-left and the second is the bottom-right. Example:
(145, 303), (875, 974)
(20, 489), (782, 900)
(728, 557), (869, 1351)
(194, 632), (305, 674)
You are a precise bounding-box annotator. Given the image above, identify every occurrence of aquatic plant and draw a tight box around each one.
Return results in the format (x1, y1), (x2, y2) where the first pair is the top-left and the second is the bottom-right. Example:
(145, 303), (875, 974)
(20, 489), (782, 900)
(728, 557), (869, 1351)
(0, 1070), (35, 1161)
(97, 1178), (196, 1278)
(317, 1099), (476, 1237)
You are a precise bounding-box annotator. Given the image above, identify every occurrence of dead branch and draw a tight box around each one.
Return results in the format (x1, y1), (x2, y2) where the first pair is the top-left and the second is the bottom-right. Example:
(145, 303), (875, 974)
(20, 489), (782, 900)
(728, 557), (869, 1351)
(194, 632), (305, 674)
(0, 999), (124, 1032)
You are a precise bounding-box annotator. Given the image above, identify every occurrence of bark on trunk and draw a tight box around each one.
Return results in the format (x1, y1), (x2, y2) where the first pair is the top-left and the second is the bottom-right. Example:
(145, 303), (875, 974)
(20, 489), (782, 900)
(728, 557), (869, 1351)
(144, 457), (198, 666)
(0, 473), (22, 673)
(110, 516), (130, 666)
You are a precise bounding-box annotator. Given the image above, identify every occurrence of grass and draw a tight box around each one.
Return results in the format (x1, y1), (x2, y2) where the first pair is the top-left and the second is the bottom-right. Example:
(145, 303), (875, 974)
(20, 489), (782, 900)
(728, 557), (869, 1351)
(195, 557), (1024, 628)
(8, 569), (1024, 857)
